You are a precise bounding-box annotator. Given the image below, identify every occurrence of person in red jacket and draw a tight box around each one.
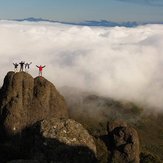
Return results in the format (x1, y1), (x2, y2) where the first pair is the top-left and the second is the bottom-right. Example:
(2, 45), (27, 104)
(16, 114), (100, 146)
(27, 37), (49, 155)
(36, 65), (46, 76)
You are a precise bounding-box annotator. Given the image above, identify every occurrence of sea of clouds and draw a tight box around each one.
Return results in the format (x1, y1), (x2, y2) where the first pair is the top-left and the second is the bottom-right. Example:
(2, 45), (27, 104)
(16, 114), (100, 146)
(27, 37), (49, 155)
(0, 20), (163, 110)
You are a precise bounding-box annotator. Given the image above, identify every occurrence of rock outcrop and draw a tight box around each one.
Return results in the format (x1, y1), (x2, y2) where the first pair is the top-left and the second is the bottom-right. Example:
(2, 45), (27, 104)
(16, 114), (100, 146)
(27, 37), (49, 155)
(107, 120), (140, 163)
(31, 118), (97, 163)
(0, 71), (68, 135)
(0, 71), (142, 163)
(41, 118), (96, 153)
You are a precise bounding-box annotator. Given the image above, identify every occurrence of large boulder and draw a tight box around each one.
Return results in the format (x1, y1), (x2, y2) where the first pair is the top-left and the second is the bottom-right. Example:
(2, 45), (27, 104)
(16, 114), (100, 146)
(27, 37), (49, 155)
(0, 71), (68, 135)
(31, 118), (97, 163)
(107, 120), (140, 163)
(41, 118), (96, 153)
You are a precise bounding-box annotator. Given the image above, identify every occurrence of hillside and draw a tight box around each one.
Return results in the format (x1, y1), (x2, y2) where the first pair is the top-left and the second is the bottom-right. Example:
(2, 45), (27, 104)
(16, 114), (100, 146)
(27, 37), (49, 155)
(0, 72), (162, 162)
(61, 86), (163, 162)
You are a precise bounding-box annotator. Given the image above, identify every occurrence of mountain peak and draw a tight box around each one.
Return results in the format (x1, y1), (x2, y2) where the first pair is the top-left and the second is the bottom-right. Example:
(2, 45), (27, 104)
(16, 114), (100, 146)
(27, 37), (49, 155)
(0, 71), (68, 135)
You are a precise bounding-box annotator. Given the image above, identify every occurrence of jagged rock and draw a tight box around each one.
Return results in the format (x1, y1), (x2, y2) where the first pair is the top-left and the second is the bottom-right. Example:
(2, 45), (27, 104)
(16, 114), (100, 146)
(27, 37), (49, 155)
(0, 71), (68, 135)
(31, 118), (97, 163)
(107, 120), (139, 163)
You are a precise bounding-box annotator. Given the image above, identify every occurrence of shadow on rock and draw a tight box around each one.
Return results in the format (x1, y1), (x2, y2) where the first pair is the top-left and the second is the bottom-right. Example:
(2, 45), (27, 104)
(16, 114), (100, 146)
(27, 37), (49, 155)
(0, 121), (97, 163)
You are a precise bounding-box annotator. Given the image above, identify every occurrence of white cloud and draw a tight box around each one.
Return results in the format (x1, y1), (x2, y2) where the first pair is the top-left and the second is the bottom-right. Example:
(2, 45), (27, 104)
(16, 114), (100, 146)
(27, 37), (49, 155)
(0, 21), (163, 110)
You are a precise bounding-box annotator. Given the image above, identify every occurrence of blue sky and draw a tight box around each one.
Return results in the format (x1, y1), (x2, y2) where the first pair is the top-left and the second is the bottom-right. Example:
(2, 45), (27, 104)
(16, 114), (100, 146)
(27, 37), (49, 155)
(0, 0), (163, 22)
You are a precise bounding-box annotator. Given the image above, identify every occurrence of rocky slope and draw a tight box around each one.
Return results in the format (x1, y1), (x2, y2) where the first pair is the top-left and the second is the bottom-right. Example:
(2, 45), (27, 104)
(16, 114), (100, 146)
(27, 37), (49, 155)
(61, 87), (163, 162)
(0, 72), (142, 163)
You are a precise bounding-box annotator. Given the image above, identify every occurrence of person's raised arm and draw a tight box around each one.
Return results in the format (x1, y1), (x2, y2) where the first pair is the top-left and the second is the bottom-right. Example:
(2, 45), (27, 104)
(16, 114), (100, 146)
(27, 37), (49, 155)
(42, 65), (46, 68)
(36, 65), (39, 68)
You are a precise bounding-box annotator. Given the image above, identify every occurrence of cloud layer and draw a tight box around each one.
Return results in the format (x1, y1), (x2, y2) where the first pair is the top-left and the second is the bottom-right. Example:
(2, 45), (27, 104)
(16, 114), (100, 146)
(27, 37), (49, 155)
(0, 21), (163, 110)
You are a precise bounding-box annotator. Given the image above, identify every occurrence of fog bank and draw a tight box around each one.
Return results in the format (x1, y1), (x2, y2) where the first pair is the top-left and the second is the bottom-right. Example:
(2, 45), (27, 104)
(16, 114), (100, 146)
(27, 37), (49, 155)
(0, 21), (163, 110)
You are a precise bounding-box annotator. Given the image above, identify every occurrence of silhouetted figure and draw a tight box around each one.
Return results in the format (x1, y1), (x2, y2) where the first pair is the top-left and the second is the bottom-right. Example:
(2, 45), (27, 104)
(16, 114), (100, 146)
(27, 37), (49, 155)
(13, 63), (19, 72)
(36, 65), (46, 76)
(19, 61), (25, 72)
(25, 62), (32, 72)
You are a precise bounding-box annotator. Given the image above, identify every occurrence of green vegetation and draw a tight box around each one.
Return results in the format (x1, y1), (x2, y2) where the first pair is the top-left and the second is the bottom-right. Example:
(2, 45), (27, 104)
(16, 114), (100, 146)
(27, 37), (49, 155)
(130, 103), (143, 115)
(134, 115), (163, 161)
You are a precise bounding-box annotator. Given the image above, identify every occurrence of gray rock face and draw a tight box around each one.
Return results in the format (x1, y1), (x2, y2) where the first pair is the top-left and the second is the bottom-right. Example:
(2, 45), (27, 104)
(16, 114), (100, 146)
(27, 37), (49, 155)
(41, 118), (96, 154)
(0, 71), (68, 135)
(107, 120), (140, 163)
(31, 118), (97, 163)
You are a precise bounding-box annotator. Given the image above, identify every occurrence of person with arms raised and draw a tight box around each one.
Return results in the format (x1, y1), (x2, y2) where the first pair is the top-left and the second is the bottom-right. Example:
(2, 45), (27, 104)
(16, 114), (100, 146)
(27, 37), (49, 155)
(36, 65), (46, 76)
(13, 63), (19, 72)
(19, 61), (25, 72)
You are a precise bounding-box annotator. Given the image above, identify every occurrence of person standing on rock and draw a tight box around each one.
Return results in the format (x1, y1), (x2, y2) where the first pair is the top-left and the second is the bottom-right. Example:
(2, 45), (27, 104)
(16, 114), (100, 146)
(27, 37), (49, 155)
(36, 65), (46, 76)
(13, 63), (19, 72)
(25, 62), (32, 72)
(19, 61), (25, 72)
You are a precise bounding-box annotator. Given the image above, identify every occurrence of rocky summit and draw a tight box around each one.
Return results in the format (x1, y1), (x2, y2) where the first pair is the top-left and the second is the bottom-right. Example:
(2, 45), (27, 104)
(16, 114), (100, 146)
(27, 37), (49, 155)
(0, 72), (142, 163)
(0, 71), (68, 135)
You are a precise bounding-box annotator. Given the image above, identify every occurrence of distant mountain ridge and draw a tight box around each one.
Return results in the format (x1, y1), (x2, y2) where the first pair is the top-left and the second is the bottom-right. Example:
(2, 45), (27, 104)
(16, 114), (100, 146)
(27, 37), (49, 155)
(8, 17), (163, 27)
